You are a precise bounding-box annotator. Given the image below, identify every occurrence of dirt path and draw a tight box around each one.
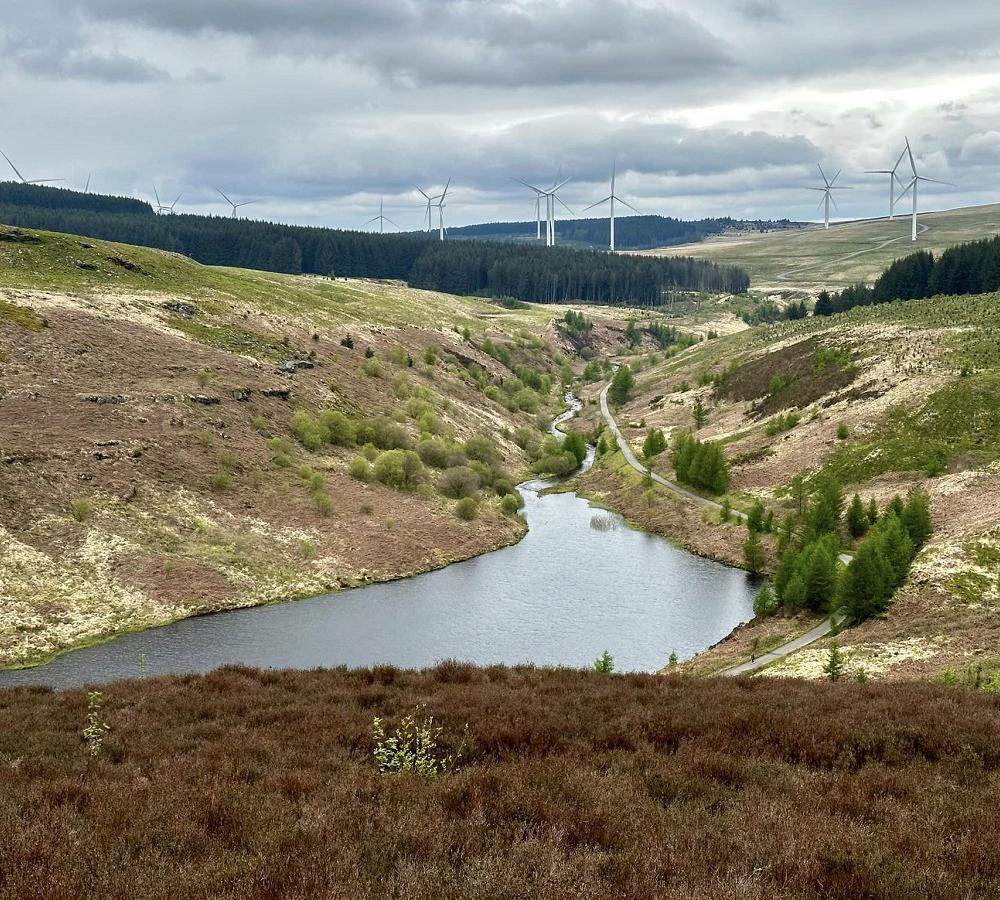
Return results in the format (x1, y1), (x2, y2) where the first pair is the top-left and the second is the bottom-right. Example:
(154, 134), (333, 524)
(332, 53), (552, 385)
(598, 378), (850, 676)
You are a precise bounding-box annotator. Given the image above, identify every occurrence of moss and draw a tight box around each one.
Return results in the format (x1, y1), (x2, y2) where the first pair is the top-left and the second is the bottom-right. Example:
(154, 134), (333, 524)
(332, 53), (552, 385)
(0, 298), (47, 332)
(948, 572), (993, 605)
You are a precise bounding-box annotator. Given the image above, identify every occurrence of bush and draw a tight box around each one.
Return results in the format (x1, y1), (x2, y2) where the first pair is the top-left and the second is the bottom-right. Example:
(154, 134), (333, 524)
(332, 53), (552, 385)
(340, 334), (354, 349)
(500, 493), (522, 515)
(361, 442), (380, 462)
(69, 498), (92, 523)
(349, 457), (373, 482)
(372, 710), (454, 778)
(416, 437), (451, 469)
(753, 582), (778, 617)
(837, 422), (849, 440)
(464, 435), (499, 465)
(368, 417), (413, 451)
(292, 411), (327, 451)
(319, 410), (357, 447)
(374, 450), (425, 491)
(361, 358), (385, 378)
(562, 430), (587, 466)
(438, 466), (482, 499)
(642, 429), (667, 459)
(454, 497), (479, 520)
(210, 470), (232, 492)
(313, 491), (334, 516)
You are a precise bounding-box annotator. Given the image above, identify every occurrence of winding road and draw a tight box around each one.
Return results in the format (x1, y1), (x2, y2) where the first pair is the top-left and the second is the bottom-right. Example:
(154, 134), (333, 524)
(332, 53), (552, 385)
(597, 379), (845, 676)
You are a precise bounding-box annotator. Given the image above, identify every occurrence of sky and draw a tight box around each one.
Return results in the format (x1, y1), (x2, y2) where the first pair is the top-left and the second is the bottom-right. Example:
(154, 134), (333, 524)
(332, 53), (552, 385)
(2, 0), (999, 231)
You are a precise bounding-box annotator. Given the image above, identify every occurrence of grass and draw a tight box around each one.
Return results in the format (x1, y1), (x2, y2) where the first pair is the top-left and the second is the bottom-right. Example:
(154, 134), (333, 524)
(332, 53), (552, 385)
(820, 373), (1000, 483)
(0, 296), (47, 331)
(0, 665), (998, 898)
(641, 203), (1000, 289)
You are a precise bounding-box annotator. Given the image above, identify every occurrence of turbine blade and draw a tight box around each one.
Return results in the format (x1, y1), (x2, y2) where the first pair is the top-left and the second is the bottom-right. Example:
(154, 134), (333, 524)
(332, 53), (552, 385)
(440, 176), (451, 200)
(581, 196), (612, 212)
(555, 196), (574, 215)
(153, 184), (162, 206)
(385, 217), (400, 229)
(830, 170), (841, 186)
(552, 176), (572, 191)
(916, 176), (954, 186)
(363, 216), (379, 226)
(0, 150), (26, 182)
(892, 146), (908, 174)
(905, 137), (916, 176)
(215, 187), (233, 205)
(414, 185), (430, 200)
(864, 170), (893, 175)
(830, 194), (841, 213)
(817, 163), (829, 186)
(617, 197), (641, 214)
(513, 177), (544, 194)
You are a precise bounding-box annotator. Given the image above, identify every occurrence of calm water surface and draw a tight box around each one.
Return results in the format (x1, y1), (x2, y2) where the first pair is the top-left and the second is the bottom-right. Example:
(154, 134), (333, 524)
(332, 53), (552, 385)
(0, 400), (755, 689)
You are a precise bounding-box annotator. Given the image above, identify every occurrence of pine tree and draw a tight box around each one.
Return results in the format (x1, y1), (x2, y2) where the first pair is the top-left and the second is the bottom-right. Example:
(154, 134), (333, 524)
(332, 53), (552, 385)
(692, 398), (707, 429)
(847, 493), (869, 538)
(866, 497), (879, 525)
(609, 365), (635, 404)
(823, 643), (845, 682)
(753, 582), (778, 617)
(902, 488), (932, 548)
(743, 531), (767, 576)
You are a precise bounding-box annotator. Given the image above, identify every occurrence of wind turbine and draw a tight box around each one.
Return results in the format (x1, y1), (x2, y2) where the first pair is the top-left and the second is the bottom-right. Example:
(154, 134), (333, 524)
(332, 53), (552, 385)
(432, 178), (451, 241)
(864, 146), (908, 221)
(807, 164), (850, 229)
(215, 187), (258, 219)
(581, 162), (640, 251)
(83, 173), (92, 194)
(363, 196), (399, 234)
(895, 137), (953, 242)
(0, 149), (62, 185)
(414, 185), (440, 232)
(515, 175), (572, 246)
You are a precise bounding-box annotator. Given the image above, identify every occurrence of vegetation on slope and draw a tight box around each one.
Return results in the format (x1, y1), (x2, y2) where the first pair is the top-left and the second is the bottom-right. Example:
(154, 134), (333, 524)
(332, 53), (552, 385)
(1, 664), (998, 899)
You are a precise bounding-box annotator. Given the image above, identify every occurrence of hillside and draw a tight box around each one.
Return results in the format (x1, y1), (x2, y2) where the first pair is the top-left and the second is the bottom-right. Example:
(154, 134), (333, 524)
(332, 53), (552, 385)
(639, 203), (1000, 292)
(574, 290), (1000, 682)
(1, 664), (998, 899)
(0, 225), (627, 668)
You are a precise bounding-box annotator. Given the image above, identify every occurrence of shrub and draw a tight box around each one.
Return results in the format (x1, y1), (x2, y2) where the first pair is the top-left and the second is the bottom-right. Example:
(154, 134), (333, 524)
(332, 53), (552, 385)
(319, 410), (357, 447)
(463, 434), (499, 465)
(837, 422), (849, 440)
(438, 466), (482, 499)
(313, 491), (334, 517)
(405, 397), (432, 420)
(500, 494), (521, 516)
(340, 334), (354, 349)
(349, 456), (373, 482)
(372, 710), (455, 778)
(512, 388), (540, 413)
(69, 498), (92, 523)
(417, 438), (451, 469)
(361, 358), (385, 378)
(361, 442), (380, 462)
(269, 436), (293, 468)
(210, 470), (232, 492)
(374, 450), (425, 490)
(593, 650), (614, 673)
(195, 368), (212, 387)
(562, 430), (587, 466)
(369, 417), (413, 451)
(82, 691), (109, 757)
(719, 497), (732, 523)
(292, 411), (327, 451)
(454, 497), (479, 520)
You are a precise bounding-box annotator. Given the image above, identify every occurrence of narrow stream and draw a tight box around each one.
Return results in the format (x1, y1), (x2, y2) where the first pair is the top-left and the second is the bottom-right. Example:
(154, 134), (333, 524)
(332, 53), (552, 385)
(0, 394), (756, 689)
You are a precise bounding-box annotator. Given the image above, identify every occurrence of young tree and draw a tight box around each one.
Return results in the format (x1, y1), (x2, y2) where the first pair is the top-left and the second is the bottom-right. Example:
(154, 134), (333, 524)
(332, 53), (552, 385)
(642, 428), (666, 460)
(840, 537), (894, 622)
(742, 531), (767, 576)
(608, 365), (635, 404)
(593, 650), (614, 673)
(823, 643), (845, 682)
(562, 430), (588, 466)
(867, 496), (879, 525)
(799, 535), (839, 612)
(692, 397), (708, 429)
(783, 571), (807, 611)
(903, 487), (932, 548)
(753, 582), (778, 617)
(747, 499), (766, 533)
(847, 493), (869, 538)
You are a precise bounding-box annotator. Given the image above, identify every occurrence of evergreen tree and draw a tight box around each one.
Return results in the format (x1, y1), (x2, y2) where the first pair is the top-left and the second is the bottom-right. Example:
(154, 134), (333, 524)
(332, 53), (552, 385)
(847, 493), (869, 538)
(642, 428), (666, 460)
(609, 365), (635, 404)
(866, 497), (879, 525)
(902, 488), (932, 548)
(747, 499), (766, 533)
(742, 531), (767, 576)
(692, 398), (707, 429)
(753, 582), (778, 617)
(799, 535), (839, 612)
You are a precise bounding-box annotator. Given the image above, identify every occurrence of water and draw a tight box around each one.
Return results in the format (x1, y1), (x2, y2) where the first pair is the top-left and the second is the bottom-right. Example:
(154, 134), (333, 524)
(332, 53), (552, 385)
(0, 397), (756, 689)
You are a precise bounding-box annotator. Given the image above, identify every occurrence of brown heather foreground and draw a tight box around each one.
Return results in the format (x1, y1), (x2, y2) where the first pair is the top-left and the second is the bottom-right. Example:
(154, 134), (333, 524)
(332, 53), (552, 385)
(1, 665), (999, 899)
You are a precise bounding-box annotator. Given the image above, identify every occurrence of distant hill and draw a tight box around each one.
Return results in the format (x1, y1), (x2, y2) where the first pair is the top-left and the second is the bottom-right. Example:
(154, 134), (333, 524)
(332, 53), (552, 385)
(0, 183), (749, 303)
(434, 214), (798, 250)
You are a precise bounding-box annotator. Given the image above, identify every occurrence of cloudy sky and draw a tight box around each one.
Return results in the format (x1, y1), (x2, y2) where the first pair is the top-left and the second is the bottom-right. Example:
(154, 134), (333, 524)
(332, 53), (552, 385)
(2, 0), (999, 230)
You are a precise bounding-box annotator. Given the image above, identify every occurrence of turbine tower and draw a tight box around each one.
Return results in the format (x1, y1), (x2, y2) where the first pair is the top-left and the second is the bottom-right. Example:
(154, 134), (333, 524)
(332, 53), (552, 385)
(363, 196), (399, 234)
(0, 149), (62, 185)
(807, 165), (850, 229)
(432, 178), (451, 241)
(864, 146), (908, 221)
(895, 137), (953, 242)
(215, 187), (258, 219)
(581, 161), (640, 252)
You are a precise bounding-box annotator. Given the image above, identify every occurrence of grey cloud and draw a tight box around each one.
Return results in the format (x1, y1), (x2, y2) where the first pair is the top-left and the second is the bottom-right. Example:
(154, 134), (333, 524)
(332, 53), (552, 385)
(735, 1), (786, 24)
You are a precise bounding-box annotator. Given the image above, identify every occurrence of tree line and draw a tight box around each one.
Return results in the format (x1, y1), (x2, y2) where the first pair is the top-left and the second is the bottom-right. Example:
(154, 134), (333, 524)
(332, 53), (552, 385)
(441, 215), (793, 251)
(0, 183), (749, 304)
(816, 234), (1000, 316)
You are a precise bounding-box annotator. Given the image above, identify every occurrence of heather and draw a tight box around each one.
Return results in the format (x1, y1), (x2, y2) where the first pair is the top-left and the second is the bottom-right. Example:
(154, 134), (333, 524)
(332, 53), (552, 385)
(0, 665), (998, 899)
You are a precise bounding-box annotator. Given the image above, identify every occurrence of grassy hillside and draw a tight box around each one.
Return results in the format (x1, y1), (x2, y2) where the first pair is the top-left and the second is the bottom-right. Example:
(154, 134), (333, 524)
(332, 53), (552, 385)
(576, 289), (1000, 680)
(1, 664), (998, 899)
(639, 203), (1000, 292)
(2, 225), (627, 668)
